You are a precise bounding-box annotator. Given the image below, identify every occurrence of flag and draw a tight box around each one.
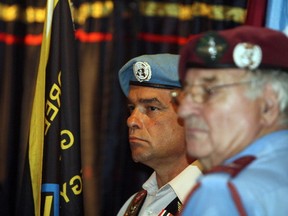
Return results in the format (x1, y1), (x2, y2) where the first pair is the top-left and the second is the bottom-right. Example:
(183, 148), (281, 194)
(265, 0), (288, 34)
(22, 0), (84, 215)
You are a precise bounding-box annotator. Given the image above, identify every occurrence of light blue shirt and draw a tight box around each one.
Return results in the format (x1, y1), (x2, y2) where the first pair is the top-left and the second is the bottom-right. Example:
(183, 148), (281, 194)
(181, 130), (288, 216)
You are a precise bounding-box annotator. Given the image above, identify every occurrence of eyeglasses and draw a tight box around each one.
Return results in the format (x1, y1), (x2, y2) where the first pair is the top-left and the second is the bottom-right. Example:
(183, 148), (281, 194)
(170, 80), (253, 104)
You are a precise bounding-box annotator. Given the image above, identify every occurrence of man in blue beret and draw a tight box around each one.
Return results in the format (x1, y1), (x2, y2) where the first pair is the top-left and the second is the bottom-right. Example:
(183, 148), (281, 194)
(117, 54), (202, 216)
(173, 26), (288, 215)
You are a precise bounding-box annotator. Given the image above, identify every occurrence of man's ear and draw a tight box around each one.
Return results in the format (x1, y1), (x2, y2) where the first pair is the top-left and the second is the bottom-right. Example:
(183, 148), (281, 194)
(261, 84), (280, 126)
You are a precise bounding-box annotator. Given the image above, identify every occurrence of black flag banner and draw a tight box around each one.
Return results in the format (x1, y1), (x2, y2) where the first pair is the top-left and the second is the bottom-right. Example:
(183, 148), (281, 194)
(25, 0), (84, 215)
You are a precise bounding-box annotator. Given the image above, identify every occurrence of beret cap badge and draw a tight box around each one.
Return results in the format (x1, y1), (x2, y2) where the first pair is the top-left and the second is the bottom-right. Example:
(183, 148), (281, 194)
(133, 61), (152, 82)
(195, 32), (228, 64)
(233, 42), (262, 70)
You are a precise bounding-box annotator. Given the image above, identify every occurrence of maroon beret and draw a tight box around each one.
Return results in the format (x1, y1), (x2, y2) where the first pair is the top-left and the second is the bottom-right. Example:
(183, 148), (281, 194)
(179, 26), (288, 81)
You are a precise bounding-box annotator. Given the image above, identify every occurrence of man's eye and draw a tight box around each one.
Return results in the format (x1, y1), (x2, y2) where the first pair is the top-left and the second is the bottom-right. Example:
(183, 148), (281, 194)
(205, 87), (215, 95)
(147, 106), (159, 112)
(127, 105), (135, 113)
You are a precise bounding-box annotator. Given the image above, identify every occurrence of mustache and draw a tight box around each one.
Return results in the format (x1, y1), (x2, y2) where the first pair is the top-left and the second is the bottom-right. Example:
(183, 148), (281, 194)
(184, 117), (208, 131)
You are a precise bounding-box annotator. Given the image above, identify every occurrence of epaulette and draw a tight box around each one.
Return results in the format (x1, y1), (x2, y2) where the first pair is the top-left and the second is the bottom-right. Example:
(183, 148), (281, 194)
(203, 155), (256, 216)
(204, 155), (256, 177)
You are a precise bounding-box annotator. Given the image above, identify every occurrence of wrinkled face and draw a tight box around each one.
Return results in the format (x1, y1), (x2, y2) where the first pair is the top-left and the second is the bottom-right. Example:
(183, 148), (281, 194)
(127, 85), (186, 167)
(178, 68), (265, 167)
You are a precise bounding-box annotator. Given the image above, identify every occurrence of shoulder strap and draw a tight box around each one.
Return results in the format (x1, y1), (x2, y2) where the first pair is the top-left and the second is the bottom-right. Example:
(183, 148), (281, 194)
(123, 190), (183, 216)
(204, 155), (256, 177)
(204, 155), (256, 216)
(124, 190), (147, 216)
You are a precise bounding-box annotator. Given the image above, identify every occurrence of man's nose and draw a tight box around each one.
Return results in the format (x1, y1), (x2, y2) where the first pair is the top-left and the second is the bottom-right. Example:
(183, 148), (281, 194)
(177, 94), (203, 119)
(127, 108), (143, 129)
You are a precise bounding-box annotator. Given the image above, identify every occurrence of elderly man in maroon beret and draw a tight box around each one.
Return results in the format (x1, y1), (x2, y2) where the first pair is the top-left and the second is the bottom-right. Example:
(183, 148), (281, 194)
(172, 26), (288, 215)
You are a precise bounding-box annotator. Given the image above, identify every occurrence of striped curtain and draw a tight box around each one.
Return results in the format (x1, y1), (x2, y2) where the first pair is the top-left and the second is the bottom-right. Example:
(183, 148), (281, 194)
(0, 0), (259, 215)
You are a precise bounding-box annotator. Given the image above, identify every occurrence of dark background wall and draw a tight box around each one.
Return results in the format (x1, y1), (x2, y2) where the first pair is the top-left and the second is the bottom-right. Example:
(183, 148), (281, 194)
(0, 0), (270, 215)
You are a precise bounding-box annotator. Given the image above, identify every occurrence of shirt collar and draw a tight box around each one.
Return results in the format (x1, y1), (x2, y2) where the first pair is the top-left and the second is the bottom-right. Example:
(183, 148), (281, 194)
(142, 162), (202, 202)
(169, 162), (202, 202)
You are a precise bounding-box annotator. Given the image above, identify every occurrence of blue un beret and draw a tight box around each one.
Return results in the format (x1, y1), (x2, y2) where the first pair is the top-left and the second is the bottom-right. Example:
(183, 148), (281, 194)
(118, 54), (181, 96)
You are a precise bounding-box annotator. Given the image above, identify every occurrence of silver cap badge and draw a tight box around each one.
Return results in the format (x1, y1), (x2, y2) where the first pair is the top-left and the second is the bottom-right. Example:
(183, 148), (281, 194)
(233, 43), (262, 70)
(133, 61), (152, 82)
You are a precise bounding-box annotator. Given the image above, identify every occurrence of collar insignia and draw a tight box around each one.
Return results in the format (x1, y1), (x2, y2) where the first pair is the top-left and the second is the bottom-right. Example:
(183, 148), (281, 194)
(124, 190), (147, 216)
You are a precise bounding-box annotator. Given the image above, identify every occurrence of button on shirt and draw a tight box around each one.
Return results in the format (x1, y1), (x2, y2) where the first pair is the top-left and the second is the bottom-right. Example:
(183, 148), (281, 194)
(117, 163), (202, 216)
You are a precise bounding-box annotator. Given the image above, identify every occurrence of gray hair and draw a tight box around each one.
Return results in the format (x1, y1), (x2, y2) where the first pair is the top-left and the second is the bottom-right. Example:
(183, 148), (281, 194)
(245, 69), (288, 125)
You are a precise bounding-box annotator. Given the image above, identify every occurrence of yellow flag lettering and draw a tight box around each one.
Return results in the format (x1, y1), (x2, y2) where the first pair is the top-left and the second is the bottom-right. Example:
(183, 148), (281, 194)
(43, 195), (53, 216)
(60, 182), (70, 203)
(60, 175), (83, 203)
(46, 100), (59, 122)
(70, 175), (82, 195)
(49, 83), (61, 107)
(61, 130), (74, 150)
